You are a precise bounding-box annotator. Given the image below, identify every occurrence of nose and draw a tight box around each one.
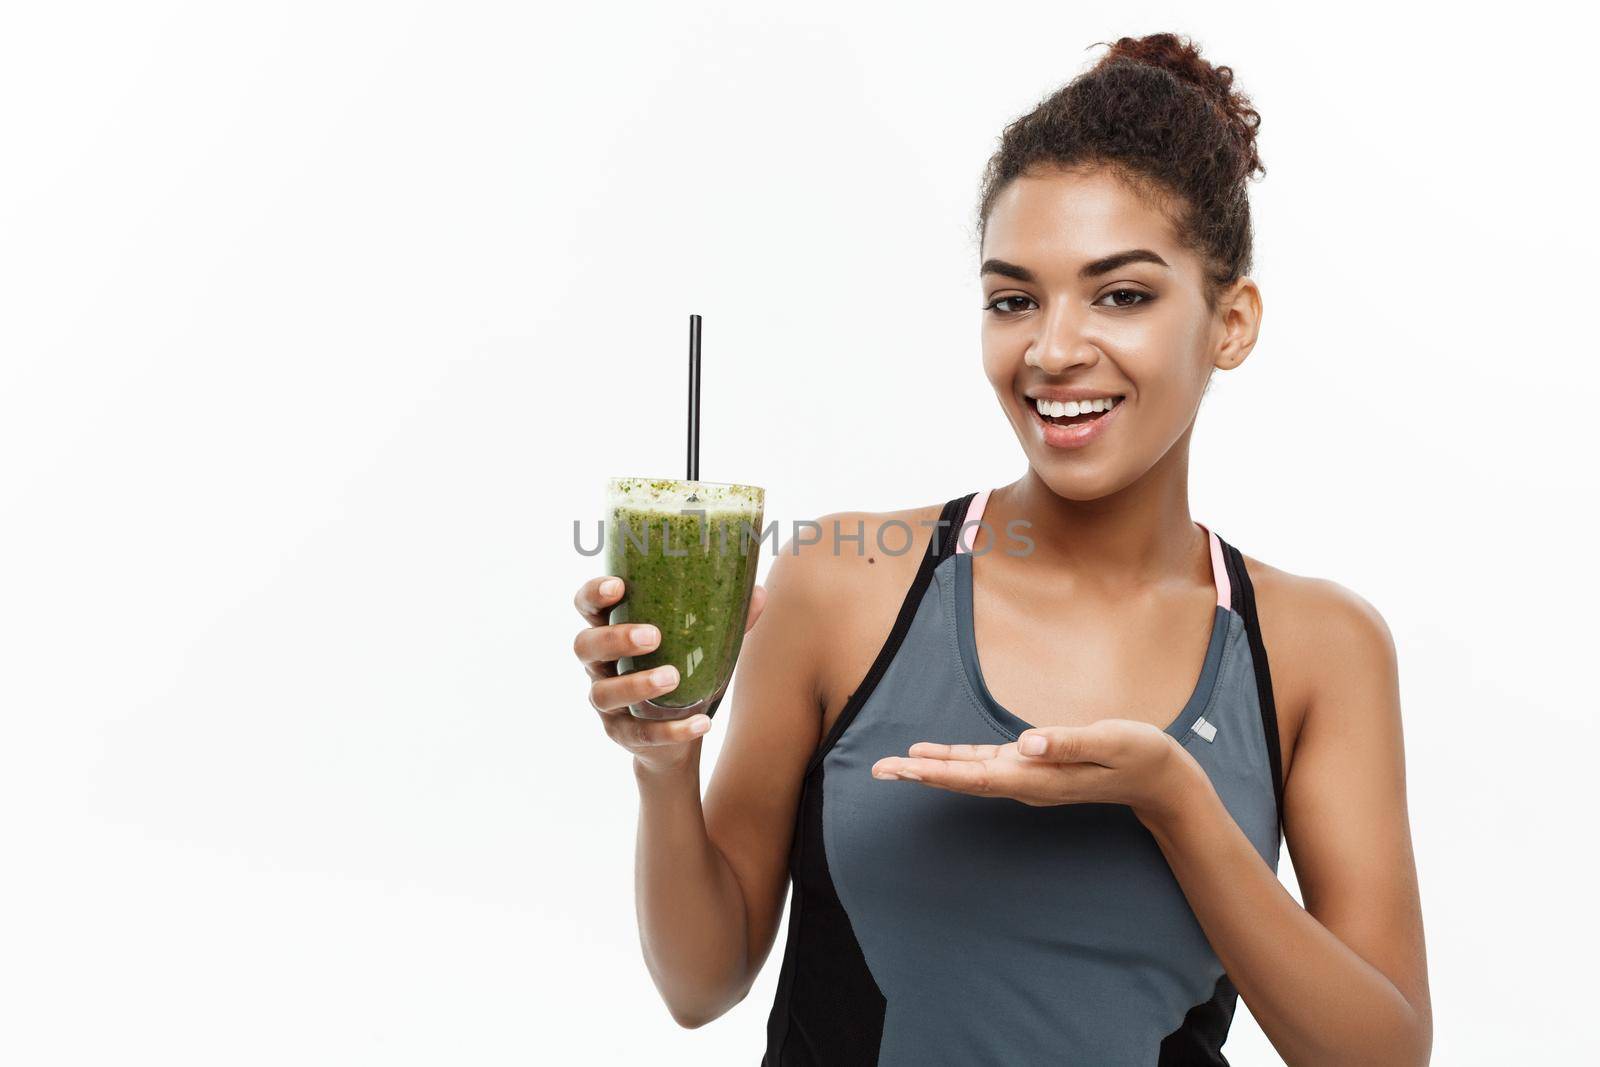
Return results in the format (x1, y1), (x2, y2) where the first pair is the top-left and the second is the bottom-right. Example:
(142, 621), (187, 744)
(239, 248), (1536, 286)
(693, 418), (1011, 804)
(1024, 301), (1102, 373)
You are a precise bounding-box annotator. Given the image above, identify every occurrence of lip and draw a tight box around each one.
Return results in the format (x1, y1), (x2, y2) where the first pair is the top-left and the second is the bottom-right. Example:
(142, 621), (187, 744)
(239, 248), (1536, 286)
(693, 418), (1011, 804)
(1024, 394), (1126, 450)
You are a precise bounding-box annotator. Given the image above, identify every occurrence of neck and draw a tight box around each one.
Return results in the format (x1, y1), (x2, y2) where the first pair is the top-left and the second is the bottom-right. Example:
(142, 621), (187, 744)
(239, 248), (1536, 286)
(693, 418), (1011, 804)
(980, 453), (1206, 594)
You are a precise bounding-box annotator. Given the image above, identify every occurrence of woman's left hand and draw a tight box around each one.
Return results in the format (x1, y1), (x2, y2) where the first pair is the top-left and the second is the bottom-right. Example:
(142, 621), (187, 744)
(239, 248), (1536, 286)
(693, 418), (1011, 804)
(870, 719), (1206, 828)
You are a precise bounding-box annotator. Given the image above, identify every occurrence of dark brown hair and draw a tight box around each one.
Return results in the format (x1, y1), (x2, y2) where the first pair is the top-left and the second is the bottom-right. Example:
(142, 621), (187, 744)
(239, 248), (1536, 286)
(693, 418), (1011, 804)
(976, 33), (1265, 306)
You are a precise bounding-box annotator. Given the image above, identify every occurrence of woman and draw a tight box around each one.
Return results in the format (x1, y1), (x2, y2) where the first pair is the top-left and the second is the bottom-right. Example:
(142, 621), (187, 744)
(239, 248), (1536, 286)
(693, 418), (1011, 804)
(572, 33), (1430, 1066)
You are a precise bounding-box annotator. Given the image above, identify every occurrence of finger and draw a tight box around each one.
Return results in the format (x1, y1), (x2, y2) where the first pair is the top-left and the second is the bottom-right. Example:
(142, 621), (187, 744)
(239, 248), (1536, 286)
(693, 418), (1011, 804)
(871, 756), (1008, 797)
(589, 664), (679, 714)
(573, 622), (661, 677)
(574, 576), (626, 626)
(602, 709), (713, 748)
(744, 584), (768, 631)
(905, 741), (1004, 761)
(1016, 721), (1123, 765)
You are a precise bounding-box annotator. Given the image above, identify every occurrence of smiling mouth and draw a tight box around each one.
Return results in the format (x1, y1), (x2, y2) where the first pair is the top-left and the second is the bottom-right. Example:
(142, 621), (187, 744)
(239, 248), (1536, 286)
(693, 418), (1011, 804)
(1028, 395), (1125, 427)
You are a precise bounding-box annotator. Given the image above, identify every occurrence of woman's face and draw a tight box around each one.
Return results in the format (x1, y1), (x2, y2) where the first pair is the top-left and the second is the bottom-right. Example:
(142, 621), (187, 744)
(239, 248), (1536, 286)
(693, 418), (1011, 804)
(979, 164), (1253, 501)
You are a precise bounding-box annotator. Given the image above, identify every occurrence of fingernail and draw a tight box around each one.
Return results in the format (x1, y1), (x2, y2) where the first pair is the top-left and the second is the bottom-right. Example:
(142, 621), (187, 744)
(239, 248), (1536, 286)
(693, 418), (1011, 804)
(688, 716), (711, 735)
(651, 667), (677, 686)
(1019, 734), (1046, 755)
(633, 625), (659, 647)
(600, 578), (622, 597)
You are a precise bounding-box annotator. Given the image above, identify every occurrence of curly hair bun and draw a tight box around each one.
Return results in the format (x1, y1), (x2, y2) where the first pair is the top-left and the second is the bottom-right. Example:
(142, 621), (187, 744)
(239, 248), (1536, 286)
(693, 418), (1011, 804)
(976, 31), (1265, 295)
(1095, 33), (1264, 183)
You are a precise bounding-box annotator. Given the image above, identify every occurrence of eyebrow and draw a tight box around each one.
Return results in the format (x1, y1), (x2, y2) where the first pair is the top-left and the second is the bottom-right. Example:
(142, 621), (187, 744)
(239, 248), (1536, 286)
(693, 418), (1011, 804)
(980, 248), (1171, 283)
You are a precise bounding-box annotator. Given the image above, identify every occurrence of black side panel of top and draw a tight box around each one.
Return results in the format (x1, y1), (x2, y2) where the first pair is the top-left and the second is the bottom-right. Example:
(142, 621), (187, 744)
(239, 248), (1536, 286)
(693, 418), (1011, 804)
(1157, 973), (1239, 1066)
(762, 494), (973, 1066)
(761, 756), (886, 1066)
(1219, 538), (1286, 839)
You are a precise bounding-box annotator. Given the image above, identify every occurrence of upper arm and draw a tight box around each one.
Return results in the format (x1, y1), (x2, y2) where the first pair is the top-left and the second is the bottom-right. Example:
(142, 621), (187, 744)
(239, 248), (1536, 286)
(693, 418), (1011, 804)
(1280, 579), (1432, 1029)
(700, 518), (842, 992)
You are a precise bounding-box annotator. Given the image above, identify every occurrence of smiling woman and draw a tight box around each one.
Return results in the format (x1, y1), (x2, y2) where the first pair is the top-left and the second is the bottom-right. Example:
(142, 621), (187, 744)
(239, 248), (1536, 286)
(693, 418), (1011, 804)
(573, 30), (1430, 1067)
(977, 162), (1260, 465)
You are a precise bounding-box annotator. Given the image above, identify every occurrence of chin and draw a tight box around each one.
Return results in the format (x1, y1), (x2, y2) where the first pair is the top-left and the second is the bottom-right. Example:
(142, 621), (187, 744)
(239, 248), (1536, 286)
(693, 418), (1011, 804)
(1033, 469), (1115, 503)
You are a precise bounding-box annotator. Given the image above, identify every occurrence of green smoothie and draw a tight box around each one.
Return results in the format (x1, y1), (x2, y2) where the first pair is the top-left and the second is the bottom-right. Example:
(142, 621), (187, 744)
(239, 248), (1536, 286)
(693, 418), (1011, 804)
(605, 477), (765, 718)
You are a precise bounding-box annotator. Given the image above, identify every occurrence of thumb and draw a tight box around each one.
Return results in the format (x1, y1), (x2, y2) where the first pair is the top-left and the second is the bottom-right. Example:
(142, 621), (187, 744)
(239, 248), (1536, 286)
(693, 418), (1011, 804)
(1017, 724), (1108, 763)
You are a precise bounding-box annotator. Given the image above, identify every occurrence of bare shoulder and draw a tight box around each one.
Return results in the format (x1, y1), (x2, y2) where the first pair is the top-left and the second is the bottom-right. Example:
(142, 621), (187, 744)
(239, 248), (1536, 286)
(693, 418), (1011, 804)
(1233, 551), (1401, 776)
(768, 501), (947, 598)
(767, 501), (949, 733)
(1239, 555), (1427, 1043)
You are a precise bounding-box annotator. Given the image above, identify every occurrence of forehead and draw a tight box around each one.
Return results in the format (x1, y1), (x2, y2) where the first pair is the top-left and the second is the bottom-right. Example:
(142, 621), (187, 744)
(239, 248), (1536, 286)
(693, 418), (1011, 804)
(982, 165), (1189, 269)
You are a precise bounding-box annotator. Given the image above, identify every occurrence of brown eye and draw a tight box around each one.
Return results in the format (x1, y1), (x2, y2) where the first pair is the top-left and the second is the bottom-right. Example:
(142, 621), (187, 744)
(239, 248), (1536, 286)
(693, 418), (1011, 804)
(984, 296), (1037, 315)
(1095, 289), (1151, 308)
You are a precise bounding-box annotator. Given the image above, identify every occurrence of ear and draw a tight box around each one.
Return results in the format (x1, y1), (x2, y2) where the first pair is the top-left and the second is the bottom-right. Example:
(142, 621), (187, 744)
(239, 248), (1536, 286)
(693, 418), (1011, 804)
(1213, 276), (1263, 371)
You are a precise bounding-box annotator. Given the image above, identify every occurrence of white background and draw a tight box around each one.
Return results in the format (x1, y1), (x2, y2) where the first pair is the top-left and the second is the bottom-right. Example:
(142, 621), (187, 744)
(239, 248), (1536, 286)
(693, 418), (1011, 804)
(3, 1), (1596, 1063)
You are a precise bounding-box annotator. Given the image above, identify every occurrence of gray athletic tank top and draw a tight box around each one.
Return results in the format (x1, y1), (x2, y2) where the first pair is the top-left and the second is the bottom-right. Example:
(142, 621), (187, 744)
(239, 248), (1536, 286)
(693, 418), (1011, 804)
(761, 490), (1285, 1065)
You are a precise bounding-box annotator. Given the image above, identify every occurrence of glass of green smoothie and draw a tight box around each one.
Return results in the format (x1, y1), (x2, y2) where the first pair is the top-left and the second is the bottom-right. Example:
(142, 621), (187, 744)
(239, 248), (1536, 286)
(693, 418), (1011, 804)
(605, 476), (766, 720)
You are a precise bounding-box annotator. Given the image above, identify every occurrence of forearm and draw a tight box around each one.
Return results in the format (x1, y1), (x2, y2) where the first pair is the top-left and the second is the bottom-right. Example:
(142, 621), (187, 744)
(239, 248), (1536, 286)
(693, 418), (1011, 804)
(1143, 780), (1429, 1066)
(632, 745), (753, 1028)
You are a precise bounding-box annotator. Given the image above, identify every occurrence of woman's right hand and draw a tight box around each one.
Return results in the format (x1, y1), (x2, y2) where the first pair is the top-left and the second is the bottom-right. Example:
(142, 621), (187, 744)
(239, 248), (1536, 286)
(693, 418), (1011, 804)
(572, 575), (767, 773)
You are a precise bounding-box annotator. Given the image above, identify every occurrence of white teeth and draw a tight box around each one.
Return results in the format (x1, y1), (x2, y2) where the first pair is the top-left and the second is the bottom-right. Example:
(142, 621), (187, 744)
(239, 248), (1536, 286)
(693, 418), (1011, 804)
(1033, 396), (1120, 418)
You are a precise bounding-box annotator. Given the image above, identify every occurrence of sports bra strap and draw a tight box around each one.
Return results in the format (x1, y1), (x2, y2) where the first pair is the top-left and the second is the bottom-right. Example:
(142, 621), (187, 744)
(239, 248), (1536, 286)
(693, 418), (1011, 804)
(954, 488), (992, 554)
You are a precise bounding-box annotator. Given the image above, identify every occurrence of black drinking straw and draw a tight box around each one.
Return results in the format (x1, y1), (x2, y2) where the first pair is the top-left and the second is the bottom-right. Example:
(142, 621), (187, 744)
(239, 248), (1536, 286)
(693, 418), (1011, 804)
(687, 314), (702, 484)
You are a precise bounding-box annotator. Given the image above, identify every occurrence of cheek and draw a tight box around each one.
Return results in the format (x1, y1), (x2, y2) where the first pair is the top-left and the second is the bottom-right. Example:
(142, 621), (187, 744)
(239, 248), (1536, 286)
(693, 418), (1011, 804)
(1106, 309), (1209, 396)
(980, 335), (1016, 391)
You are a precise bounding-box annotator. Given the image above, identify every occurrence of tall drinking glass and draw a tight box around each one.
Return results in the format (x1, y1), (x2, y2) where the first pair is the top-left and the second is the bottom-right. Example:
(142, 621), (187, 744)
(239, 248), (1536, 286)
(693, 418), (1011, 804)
(605, 477), (765, 719)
